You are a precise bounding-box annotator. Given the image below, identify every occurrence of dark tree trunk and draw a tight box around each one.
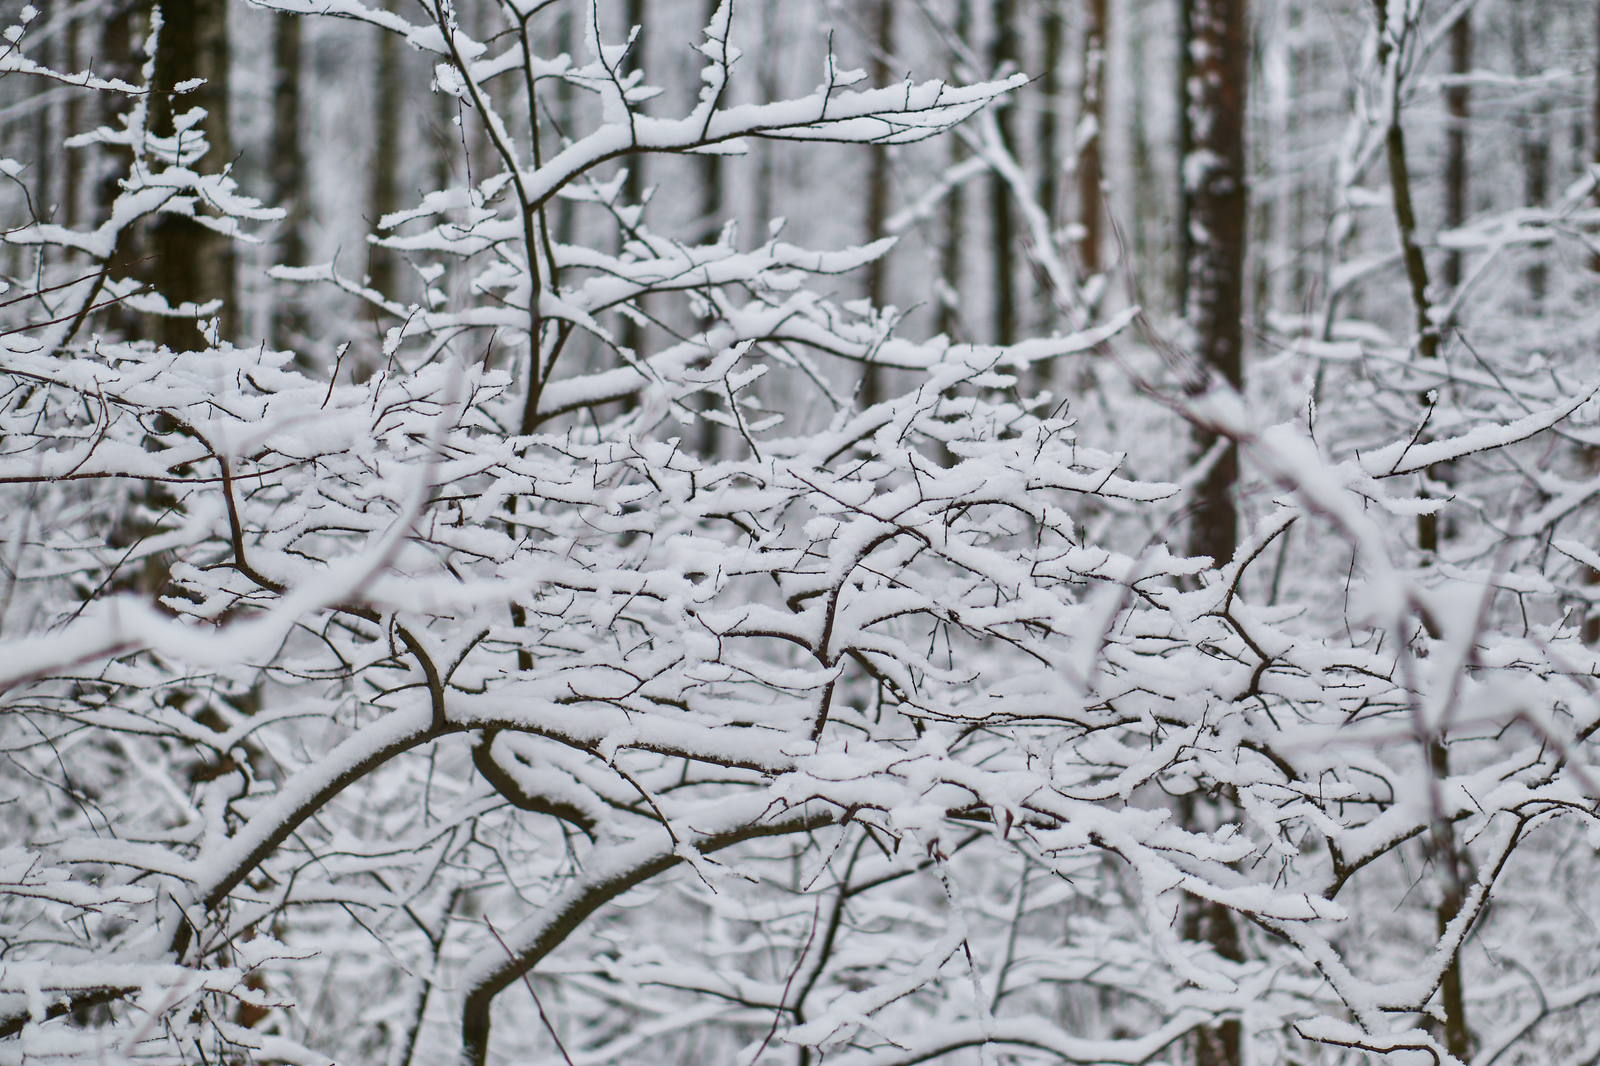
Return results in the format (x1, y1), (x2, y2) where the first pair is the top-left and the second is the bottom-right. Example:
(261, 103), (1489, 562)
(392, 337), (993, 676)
(1179, 794), (1245, 1066)
(31, 0), (53, 236)
(937, 0), (972, 342)
(1175, 0), (1194, 315)
(1429, 740), (1472, 1061)
(1183, 0), (1249, 570)
(1076, 0), (1107, 278)
(620, 0), (649, 364)
(271, 13), (308, 349)
(368, 1), (404, 307)
(1442, 14), (1470, 289)
(95, 3), (140, 339)
(696, 0), (724, 457)
(988, 0), (1016, 346)
(148, 0), (235, 349)
(860, 0), (895, 409)
(1036, 0), (1062, 230)
(63, 8), (81, 229)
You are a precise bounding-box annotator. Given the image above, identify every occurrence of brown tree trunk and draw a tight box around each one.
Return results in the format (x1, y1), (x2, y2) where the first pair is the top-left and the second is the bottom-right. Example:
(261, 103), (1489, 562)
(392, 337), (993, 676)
(148, 0), (236, 349)
(63, 8), (81, 230)
(96, 2), (140, 340)
(1036, 0), (1062, 230)
(369, 1), (404, 307)
(937, 0), (971, 342)
(1442, 14), (1470, 289)
(1511, 6), (1548, 301)
(31, 0), (53, 235)
(271, 13), (308, 349)
(1180, 4), (1249, 1052)
(695, 0), (723, 457)
(1076, 0), (1106, 278)
(1183, 0), (1249, 570)
(1428, 740), (1472, 1061)
(621, 0), (648, 363)
(1179, 795), (1245, 1066)
(1175, 0), (1194, 315)
(860, 0), (895, 409)
(988, 0), (1016, 346)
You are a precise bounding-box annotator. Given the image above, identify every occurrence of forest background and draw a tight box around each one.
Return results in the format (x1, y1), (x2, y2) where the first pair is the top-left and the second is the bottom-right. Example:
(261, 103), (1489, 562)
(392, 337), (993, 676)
(1, 0), (1600, 1065)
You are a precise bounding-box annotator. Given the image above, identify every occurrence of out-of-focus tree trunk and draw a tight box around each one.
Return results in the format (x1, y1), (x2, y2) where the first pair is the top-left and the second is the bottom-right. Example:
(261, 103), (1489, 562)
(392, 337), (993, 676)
(1181, 4), (1249, 1057)
(1036, 0), (1062, 231)
(616, 0), (649, 375)
(1593, 0), (1599, 271)
(692, 0), (724, 457)
(96, 3), (139, 339)
(368, 0), (404, 308)
(937, 0), (971, 342)
(1183, 0), (1248, 570)
(271, 12), (308, 349)
(1076, 0), (1106, 279)
(988, 0), (1016, 346)
(1511, 7), (1548, 301)
(1442, 14), (1470, 290)
(1370, 0), (1438, 558)
(1175, 0), (1194, 315)
(1179, 793), (1244, 1066)
(63, 9), (81, 230)
(1429, 740), (1472, 1061)
(148, 0), (235, 349)
(31, 0), (53, 238)
(860, 0), (895, 409)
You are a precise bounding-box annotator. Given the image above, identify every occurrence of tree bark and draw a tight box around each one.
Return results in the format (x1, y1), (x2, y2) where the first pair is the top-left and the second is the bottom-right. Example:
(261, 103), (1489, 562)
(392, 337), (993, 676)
(621, 0), (648, 364)
(63, 7), (81, 229)
(368, 0), (404, 308)
(1183, 0), (1249, 569)
(695, 0), (723, 457)
(271, 13), (308, 349)
(1036, 0), (1062, 231)
(1511, 6), (1548, 300)
(988, 0), (1016, 346)
(860, 0), (895, 409)
(1429, 740), (1472, 1061)
(1076, 0), (1106, 278)
(148, 0), (236, 348)
(1441, 14), (1470, 290)
(937, 0), (971, 342)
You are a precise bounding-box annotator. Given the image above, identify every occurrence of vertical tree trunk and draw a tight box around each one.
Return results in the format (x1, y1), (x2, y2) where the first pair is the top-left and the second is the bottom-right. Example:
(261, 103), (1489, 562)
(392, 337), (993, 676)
(1179, 794), (1245, 1066)
(1428, 740), (1472, 1061)
(1182, 5), (1249, 1057)
(1036, 0), (1062, 231)
(1175, 0), (1194, 315)
(148, 0), (236, 348)
(938, 0), (972, 343)
(271, 12), (308, 348)
(63, 8), (81, 230)
(369, 1), (404, 307)
(1517, 11), (1549, 302)
(1593, 0), (1600, 271)
(31, 0), (53, 235)
(988, 0), (1016, 346)
(620, 0), (649, 364)
(1442, 14), (1470, 289)
(860, 0), (895, 409)
(1076, 0), (1106, 278)
(1374, 5), (1438, 553)
(1184, 0), (1248, 569)
(95, 2), (139, 339)
(695, 0), (723, 457)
